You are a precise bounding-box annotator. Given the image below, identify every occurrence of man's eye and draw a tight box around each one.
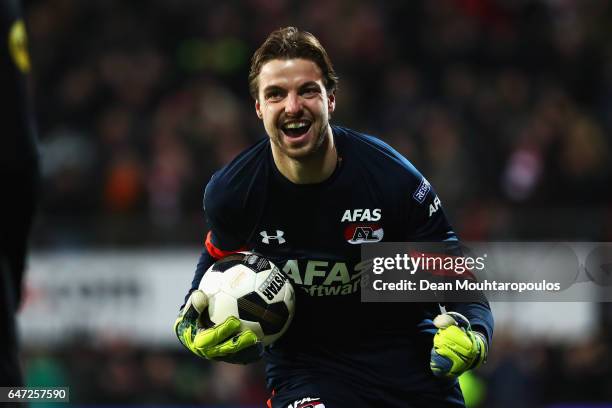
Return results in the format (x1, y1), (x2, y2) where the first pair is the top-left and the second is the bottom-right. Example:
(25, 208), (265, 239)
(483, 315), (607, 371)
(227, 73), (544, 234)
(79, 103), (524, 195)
(302, 88), (320, 97)
(266, 91), (283, 101)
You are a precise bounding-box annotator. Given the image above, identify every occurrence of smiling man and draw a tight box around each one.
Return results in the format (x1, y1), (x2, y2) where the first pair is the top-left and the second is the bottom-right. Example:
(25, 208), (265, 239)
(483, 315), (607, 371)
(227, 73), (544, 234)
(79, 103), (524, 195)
(254, 47), (338, 184)
(174, 27), (493, 407)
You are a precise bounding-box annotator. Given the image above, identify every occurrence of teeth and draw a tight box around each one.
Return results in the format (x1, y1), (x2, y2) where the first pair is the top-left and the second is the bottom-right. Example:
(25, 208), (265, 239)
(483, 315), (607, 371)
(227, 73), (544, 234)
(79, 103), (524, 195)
(284, 121), (310, 129)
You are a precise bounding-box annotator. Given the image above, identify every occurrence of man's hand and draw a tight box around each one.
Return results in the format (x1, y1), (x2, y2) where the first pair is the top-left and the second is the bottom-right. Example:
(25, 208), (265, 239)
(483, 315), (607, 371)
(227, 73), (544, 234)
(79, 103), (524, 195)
(430, 312), (487, 378)
(173, 290), (263, 364)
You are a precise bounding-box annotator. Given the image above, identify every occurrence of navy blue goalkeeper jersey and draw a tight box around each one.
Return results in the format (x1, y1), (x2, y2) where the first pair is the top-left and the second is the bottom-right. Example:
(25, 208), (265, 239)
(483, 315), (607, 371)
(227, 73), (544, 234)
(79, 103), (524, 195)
(193, 125), (493, 404)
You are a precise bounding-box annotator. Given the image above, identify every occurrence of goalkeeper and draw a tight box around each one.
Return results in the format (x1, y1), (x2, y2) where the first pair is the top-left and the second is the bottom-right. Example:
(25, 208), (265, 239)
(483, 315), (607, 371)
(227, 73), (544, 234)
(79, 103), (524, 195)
(175, 26), (493, 407)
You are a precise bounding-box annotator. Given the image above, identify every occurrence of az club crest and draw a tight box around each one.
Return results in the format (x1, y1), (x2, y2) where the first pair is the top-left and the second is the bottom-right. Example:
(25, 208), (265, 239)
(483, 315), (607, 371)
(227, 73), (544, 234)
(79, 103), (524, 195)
(344, 224), (384, 244)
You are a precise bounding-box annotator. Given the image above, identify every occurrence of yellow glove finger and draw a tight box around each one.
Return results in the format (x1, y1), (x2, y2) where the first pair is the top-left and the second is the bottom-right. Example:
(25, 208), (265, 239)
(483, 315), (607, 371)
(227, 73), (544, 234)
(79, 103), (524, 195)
(202, 330), (259, 359)
(174, 290), (209, 350)
(436, 347), (474, 368)
(174, 316), (196, 349)
(193, 316), (242, 352)
(434, 325), (474, 356)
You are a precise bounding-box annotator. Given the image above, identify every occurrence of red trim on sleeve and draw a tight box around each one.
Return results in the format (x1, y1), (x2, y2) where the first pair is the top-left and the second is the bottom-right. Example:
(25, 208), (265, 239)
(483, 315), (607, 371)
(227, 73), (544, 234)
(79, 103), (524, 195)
(266, 389), (275, 408)
(204, 231), (246, 259)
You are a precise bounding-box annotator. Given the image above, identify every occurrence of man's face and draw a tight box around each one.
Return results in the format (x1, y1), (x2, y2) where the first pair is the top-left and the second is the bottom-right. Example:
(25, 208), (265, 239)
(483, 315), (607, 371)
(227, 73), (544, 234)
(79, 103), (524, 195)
(255, 58), (335, 159)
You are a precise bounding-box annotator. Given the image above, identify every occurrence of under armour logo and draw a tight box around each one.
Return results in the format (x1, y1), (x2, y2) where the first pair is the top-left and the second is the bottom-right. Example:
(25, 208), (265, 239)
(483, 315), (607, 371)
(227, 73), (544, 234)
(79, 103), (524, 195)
(260, 230), (286, 244)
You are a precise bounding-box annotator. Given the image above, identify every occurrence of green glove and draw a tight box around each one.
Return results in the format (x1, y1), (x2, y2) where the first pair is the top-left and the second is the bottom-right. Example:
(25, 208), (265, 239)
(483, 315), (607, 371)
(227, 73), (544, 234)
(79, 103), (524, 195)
(430, 312), (487, 378)
(174, 290), (263, 364)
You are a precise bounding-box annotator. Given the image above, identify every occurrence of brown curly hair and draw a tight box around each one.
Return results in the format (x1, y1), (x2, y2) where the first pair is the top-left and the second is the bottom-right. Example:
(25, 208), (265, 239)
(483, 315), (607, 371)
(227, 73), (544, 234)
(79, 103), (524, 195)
(248, 27), (339, 100)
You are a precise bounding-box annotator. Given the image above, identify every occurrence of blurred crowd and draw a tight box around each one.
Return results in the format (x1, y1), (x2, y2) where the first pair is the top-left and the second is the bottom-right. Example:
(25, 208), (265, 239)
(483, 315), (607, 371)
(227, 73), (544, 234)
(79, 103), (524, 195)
(25, 0), (612, 246)
(22, 327), (612, 407)
(18, 0), (612, 406)
(24, 340), (269, 406)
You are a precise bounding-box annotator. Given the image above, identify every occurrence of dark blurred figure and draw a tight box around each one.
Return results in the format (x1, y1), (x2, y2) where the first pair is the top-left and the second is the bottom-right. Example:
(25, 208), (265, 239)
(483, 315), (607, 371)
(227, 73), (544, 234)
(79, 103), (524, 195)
(0, 0), (40, 386)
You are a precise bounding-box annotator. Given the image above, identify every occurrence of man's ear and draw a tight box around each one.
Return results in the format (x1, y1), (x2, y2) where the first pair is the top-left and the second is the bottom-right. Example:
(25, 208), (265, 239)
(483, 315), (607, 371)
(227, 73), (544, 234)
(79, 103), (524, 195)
(328, 92), (336, 114)
(255, 99), (263, 119)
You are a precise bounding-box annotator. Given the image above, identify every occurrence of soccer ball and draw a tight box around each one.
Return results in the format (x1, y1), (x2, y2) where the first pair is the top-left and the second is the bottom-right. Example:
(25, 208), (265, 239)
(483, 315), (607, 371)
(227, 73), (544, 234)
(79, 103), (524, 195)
(198, 252), (295, 346)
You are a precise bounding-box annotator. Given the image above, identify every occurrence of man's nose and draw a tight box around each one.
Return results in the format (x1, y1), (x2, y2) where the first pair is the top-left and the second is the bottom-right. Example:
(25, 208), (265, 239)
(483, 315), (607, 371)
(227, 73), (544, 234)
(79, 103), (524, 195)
(284, 93), (303, 116)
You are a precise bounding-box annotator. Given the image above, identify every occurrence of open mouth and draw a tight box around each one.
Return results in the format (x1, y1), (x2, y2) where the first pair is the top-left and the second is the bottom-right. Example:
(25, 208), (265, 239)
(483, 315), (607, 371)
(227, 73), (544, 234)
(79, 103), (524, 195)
(281, 120), (312, 138)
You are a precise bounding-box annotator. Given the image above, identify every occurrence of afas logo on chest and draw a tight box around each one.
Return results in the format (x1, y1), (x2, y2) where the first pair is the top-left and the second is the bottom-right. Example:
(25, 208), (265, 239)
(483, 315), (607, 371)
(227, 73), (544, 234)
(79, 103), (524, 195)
(340, 208), (381, 222)
(341, 209), (383, 244)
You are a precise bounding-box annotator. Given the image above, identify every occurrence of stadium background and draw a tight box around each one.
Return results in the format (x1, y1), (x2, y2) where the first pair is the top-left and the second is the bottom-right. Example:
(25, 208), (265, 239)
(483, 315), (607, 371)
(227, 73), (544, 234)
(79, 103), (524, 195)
(17, 0), (612, 406)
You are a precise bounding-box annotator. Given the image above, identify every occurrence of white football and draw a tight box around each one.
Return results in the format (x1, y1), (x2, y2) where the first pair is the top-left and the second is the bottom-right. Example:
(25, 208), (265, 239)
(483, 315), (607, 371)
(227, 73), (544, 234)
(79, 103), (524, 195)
(198, 252), (295, 346)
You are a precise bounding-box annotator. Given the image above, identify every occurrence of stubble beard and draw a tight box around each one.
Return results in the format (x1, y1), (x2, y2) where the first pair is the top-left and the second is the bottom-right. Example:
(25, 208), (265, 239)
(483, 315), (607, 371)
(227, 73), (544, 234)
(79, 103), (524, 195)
(272, 119), (329, 160)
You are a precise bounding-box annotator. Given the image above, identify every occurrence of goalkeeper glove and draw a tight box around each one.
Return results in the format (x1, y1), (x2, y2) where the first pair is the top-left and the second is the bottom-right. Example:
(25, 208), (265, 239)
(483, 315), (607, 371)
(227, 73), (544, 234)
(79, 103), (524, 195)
(430, 312), (487, 378)
(173, 290), (263, 364)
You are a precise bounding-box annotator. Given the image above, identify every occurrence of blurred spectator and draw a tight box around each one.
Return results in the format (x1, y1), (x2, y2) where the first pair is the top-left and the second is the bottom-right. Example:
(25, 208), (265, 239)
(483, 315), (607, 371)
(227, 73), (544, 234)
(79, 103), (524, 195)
(24, 0), (612, 244)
